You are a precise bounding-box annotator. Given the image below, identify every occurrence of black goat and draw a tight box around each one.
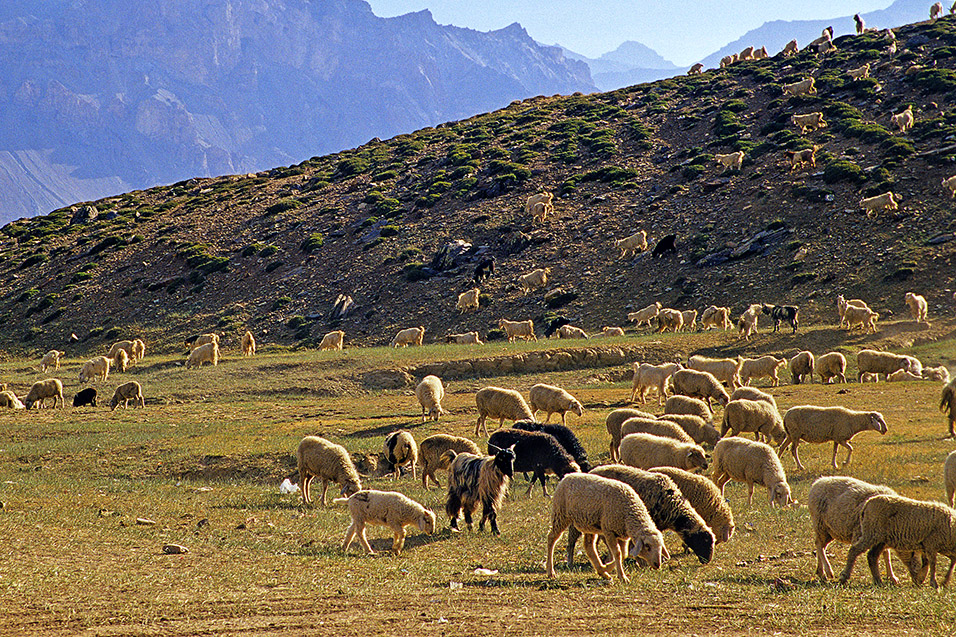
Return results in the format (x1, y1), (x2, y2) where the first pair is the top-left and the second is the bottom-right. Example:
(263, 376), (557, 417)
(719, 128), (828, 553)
(445, 445), (515, 535)
(512, 420), (591, 472)
(652, 234), (677, 258)
(473, 258), (495, 283)
(543, 316), (572, 338)
(488, 429), (580, 496)
(761, 304), (799, 333)
(72, 387), (97, 408)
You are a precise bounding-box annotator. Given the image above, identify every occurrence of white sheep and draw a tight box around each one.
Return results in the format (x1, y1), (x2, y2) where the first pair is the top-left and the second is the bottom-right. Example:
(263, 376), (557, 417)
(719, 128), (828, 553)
(620, 433), (708, 472)
(319, 330), (345, 350)
(383, 430), (418, 480)
(781, 39), (798, 57)
(187, 333), (219, 351)
(660, 414), (720, 447)
(531, 201), (554, 223)
(605, 408), (656, 462)
(843, 305), (879, 333)
(891, 105), (914, 133)
(546, 473), (666, 581)
(699, 305), (732, 330)
(186, 342), (219, 368)
(720, 54), (736, 68)
(109, 339), (136, 360)
(942, 175), (956, 198)
(754, 46), (769, 59)
(888, 369), (922, 382)
(730, 386), (778, 411)
(337, 490), (435, 555)
(712, 436), (792, 507)
(0, 390), (25, 409)
(415, 375), (446, 422)
(556, 324), (588, 339)
(721, 399), (786, 445)
(529, 383), (583, 425)
(837, 294), (870, 327)
(789, 351), (814, 385)
(932, 1), (944, 19)
(112, 348), (129, 373)
(517, 268), (550, 293)
(946, 451), (956, 507)
(621, 417), (694, 444)
(631, 361), (682, 405)
(688, 63), (703, 75)
(782, 77), (816, 96)
(687, 354), (741, 389)
(738, 355), (786, 387)
(816, 352), (847, 384)
(652, 466), (735, 543)
(857, 349), (921, 382)
(614, 231), (647, 258)
(525, 191), (553, 215)
(447, 331), (483, 345)
(39, 350), (64, 373)
(847, 63), (870, 80)
(904, 292), (928, 323)
(737, 304), (761, 340)
(664, 395), (713, 421)
(419, 434), (480, 490)
(791, 112), (827, 134)
(739, 46), (754, 60)
(627, 302), (661, 327)
(655, 308), (683, 333)
(498, 318), (536, 342)
(475, 386), (535, 436)
(79, 356), (111, 383)
(923, 366), (951, 383)
(781, 405), (888, 470)
(600, 326), (625, 337)
(671, 369), (730, 409)
(109, 381), (144, 410)
(860, 191), (900, 217)
(241, 330), (256, 356)
(391, 326), (424, 347)
(456, 288), (480, 313)
(24, 378), (64, 409)
(131, 338), (146, 362)
(297, 435), (363, 506)
(785, 145), (822, 171)
(715, 151), (744, 172)
(680, 309), (698, 332)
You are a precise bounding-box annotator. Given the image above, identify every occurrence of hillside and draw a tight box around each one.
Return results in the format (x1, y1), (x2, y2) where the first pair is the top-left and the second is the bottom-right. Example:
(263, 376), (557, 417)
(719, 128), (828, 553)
(3, 16), (956, 356)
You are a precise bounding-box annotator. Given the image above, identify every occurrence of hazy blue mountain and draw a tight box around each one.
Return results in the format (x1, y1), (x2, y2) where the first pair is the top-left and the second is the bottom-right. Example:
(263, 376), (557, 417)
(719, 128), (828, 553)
(560, 41), (680, 91)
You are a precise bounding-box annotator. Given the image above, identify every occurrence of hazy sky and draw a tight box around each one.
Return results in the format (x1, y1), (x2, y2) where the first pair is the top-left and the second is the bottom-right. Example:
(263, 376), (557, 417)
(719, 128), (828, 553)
(364, 0), (896, 64)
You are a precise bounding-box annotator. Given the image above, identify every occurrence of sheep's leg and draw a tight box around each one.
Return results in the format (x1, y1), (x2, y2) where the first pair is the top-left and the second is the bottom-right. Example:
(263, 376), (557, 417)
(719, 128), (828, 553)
(840, 441), (854, 467)
(525, 473), (537, 496)
(447, 493), (462, 532)
(320, 480), (330, 506)
(609, 440), (618, 463)
(866, 544), (885, 585)
(300, 474), (311, 505)
(463, 506), (474, 531)
(566, 525), (582, 568)
(546, 524), (567, 578)
(747, 483), (755, 507)
(342, 522), (358, 552)
(410, 461), (416, 481)
(840, 541), (871, 584)
(816, 534), (834, 581)
(391, 526), (406, 555)
(929, 553), (940, 589)
(791, 441), (806, 471)
(942, 557), (956, 587)
(883, 549), (900, 585)
(583, 534), (611, 579)
(607, 535), (629, 583)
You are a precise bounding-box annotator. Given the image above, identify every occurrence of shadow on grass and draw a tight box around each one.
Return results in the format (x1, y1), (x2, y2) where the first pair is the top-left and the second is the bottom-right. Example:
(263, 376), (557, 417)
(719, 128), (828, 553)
(295, 527), (453, 557)
(344, 419), (430, 439)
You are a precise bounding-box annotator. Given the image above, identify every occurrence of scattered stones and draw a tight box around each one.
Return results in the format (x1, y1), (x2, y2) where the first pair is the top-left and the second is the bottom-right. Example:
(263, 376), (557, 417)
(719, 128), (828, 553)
(136, 518), (157, 525)
(162, 544), (189, 554)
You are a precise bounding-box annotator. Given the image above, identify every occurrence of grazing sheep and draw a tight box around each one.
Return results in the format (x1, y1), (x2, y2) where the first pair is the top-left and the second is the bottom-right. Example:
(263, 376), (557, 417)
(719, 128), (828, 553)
(297, 436), (363, 506)
(923, 366), (950, 383)
(531, 201), (553, 223)
(513, 420), (591, 472)
(338, 490), (435, 555)
(72, 388), (96, 408)
(891, 105), (914, 133)
(932, 1), (944, 19)
(739, 46), (754, 60)
(721, 399), (786, 445)
(621, 417), (694, 444)
(946, 451), (956, 507)
(556, 324), (588, 339)
(678, 310), (698, 333)
(789, 351), (815, 385)
(843, 305), (879, 333)
(109, 339), (137, 360)
(600, 326), (625, 337)
(419, 434), (480, 490)
(857, 349), (921, 382)
(109, 381), (144, 410)
(620, 433), (708, 472)
(652, 466), (735, 544)
(631, 361), (683, 405)
(671, 369), (730, 409)
(700, 305), (732, 330)
(488, 429), (580, 495)
(730, 386), (778, 411)
(783, 77), (816, 96)
(528, 383), (583, 425)
(791, 112), (827, 134)
(754, 45), (769, 59)
(319, 330), (345, 350)
(383, 430), (418, 480)
(185, 342), (219, 368)
(131, 339), (146, 362)
(715, 151), (745, 172)
(241, 330), (256, 356)
(942, 175), (956, 198)
(0, 390), (25, 409)
(655, 308), (684, 333)
(720, 54), (737, 68)
(518, 267), (550, 293)
(888, 369), (922, 382)
(688, 355), (742, 389)
(688, 63), (703, 75)
(781, 39), (798, 57)
(904, 292), (928, 323)
(712, 437), (792, 507)
(24, 378), (64, 409)
(543, 316), (572, 338)
(737, 304), (762, 340)
(111, 348), (129, 373)
(816, 39), (837, 53)
(456, 288), (480, 313)
(940, 377), (956, 438)
(498, 318), (536, 343)
(391, 326), (424, 348)
(785, 145), (821, 170)
(525, 191), (553, 215)
(185, 333), (219, 351)
(761, 304), (799, 333)
(606, 408), (656, 462)
(738, 356), (787, 388)
(627, 302), (662, 327)
(664, 395), (713, 421)
(39, 350), (64, 373)
(781, 405), (888, 470)
(614, 231), (648, 258)
(79, 356), (111, 383)
(546, 473), (665, 581)
(415, 375), (445, 422)
(847, 63), (870, 80)
(446, 446), (515, 535)
(446, 331), (482, 345)
(475, 386), (535, 436)
(816, 352), (847, 384)
(860, 191), (900, 217)
(660, 413), (720, 447)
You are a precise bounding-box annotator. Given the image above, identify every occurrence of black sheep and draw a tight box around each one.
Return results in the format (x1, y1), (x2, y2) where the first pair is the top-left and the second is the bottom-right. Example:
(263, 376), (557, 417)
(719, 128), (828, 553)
(473, 258), (495, 283)
(72, 387), (97, 408)
(446, 445), (515, 535)
(488, 429), (580, 496)
(543, 316), (572, 338)
(761, 304), (799, 333)
(513, 420), (591, 472)
(652, 234), (677, 258)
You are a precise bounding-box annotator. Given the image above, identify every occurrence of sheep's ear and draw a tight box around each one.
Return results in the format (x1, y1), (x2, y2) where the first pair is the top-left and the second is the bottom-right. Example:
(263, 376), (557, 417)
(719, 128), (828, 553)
(488, 443), (502, 453)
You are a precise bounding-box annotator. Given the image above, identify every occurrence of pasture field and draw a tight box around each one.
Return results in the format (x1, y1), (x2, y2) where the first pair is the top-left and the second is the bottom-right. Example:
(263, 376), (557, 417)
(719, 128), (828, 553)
(1, 325), (956, 635)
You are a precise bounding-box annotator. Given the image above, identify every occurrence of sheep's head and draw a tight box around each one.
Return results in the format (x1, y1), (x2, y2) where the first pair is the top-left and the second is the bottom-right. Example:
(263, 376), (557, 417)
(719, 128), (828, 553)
(629, 533), (665, 569)
(870, 412), (888, 434)
(761, 304), (775, 316)
(715, 522), (735, 544)
(490, 444), (516, 478)
(686, 448), (708, 472)
(419, 509), (436, 534)
(341, 478), (362, 498)
(686, 528), (715, 564)
(770, 483), (793, 508)
(571, 400), (583, 417)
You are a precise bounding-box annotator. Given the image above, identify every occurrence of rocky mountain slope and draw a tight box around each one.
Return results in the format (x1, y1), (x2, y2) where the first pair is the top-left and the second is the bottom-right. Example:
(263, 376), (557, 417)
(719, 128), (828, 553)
(2, 16), (956, 356)
(0, 0), (594, 222)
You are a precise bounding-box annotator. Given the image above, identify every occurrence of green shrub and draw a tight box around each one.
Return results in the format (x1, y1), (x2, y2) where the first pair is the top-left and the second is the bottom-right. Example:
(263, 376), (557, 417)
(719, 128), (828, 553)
(403, 262), (430, 282)
(265, 261), (284, 273)
(912, 68), (956, 93)
(272, 296), (292, 311)
(379, 225), (400, 238)
(301, 233), (324, 253)
(19, 253), (49, 269)
(882, 137), (915, 158)
(258, 245), (279, 258)
(823, 160), (865, 184)
(264, 199), (301, 216)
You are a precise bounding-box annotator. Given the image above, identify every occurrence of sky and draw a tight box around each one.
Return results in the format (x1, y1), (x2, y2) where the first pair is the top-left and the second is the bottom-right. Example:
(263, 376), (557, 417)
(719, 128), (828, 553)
(364, 0), (896, 64)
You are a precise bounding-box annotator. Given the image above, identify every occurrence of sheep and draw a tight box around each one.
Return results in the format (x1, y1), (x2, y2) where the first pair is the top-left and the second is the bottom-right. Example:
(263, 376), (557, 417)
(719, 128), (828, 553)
(840, 494), (956, 588)
(857, 349), (921, 382)
(498, 318), (536, 343)
(730, 386), (778, 410)
(940, 377), (956, 438)
(627, 302), (661, 327)
(445, 446), (515, 535)
(923, 366), (950, 383)
(721, 399), (786, 445)
(383, 430), (418, 480)
(614, 231), (647, 258)
(754, 46), (769, 59)
(546, 473), (665, 581)
(391, 326), (424, 348)
(415, 375), (445, 422)
(652, 467), (735, 544)
(808, 32), (831, 50)
(656, 308), (683, 333)
(109, 381), (144, 410)
(688, 63), (703, 75)
(816, 39), (837, 54)
(837, 294), (870, 327)
(296, 436), (363, 506)
(446, 331), (482, 345)
(621, 417), (694, 444)
(652, 234), (677, 258)
(488, 429), (580, 496)
(781, 405), (888, 470)
(186, 333), (219, 351)
(720, 54), (736, 68)
(528, 383), (583, 425)
(524, 191), (553, 215)
(711, 436), (792, 507)
(664, 395), (713, 421)
(791, 112), (827, 134)
(475, 386), (535, 436)
(932, 1), (944, 19)
(556, 324), (588, 339)
(659, 413), (719, 447)
(0, 390), (25, 409)
(861, 372), (880, 383)
(787, 351), (815, 385)
(513, 421), (591, 472)
(688, 354), (741, 389)
(699, 305), (732, 330)
(904, 292), (928, 323)
(600, 326), (625, 337)
(456, 288), (480, 313)
(531, 201), (553, 223)
(888, 369), (922, 382)
(631, 361), (682, 405)
(108, 339), (136, 360)
(843, 305), (879, 333)
(672, 369), (731, 409)
(79, 356), (111, 383)
(620, 433), (708, 472)
(319, 330), (345, 350)
(419, 434), (480, 490)
(847, 63), (870, 80)
(739, 46), (754, 60)
(112, 348), (129, 373)
(738, 356), (787, 388)
(891, 105), (914, 133)
(241, 330), (256, 356)
(185, 342), (219, 368)
(784, 145), (821, 170)
(606, 408), (657, 462)
(568, 465), (713, 567)
(517, 267), (550, 293)
(947, 451), (956, 507)
(131, 338), (146, 362)
(737, 304), (761, 340)
(24, 378), (63, 409)
(543, 316), (572, 338)
(337, 490), (435, 555)
(814, 352), (847, 384)
(854, 13), (865, 34)
(680, 310), (698, 332)
(943, 175), (956, 198)
(781, 39), (798, 57)
(782, 77), (816, 96)
(761, 304), (799, 333)
(714, 151), (744, 172)
(860, 191), (900, 217)
(72, 388), (96, 408)
(39, 350), (64, 373)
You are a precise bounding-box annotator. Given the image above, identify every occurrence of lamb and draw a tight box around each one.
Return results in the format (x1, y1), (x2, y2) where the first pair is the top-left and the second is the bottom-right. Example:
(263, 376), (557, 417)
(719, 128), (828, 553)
(446, 331), (482, 345)
(721, 399), (786, 445)
(904, 292), (928, 323)
(0, 390), (25, 409)
(711, 436), (792, 507)
(614, 231), (647, 258)
(546, 473), (665, 581)
(699, 305), (732, 330)
(847, 63), (870, 80)
(761, 304), (799, 333)
(241, 330), (256, 356)
(730, 386), (778, 411)
(568, 465), (713, 567)
(383, 430), (418, 480)
(525, 191), (553, 215)
(531, 201), (553, 223)
(318, 330), (345, 350)
(185, 342), (219, 368)
(655, 308), (683, 333)
(857, 349), (921, 382)
(600, 326), (625, 337)
(782, 77), (816, 96)
(528, 383), (583, 425)
(415, 375), (445, 422)
(517, 267), (550, 293)
(456, 288), (480, 313)
(488, 429), (580, 496)
(859, 191), (900, 217)
(891, 105), (914, 133)
(932, 1), (944, 19)
(781, 39), (798, 57)
(621, 417), (695, 444)
(940, 377), (956, 437)
(652, 467), (735, 544)
(687, 354), (742, 389)
(738, 356), (787, 387)
(620, 433), (708, 472)
(788, 351), (814, 385)
(780, 405), (888, 470)
(556, 324), (588, 339)
(24, 378), (63, 409)
(659, 413), (720, 447)
(888, 369), (922, 382)
(943, 175), (956, 198)
(296, 435), (363, 506)
(513, 421), (591, 472)
(843, 305), (879, 333)
(947, 451), (956, 506)
(627, 302), (661, 327)
(680, 310), (698, 332)
(688, 63), (703, 75)
(854, 13), (865, 34)
(337, 490), (435, 555)
(185, 333), (219, 351)
(39, 350), (64, 372)
(671, 369), (731, 409)
(498, 318), (536, 342)
(715, 151), (744, 172)
(475, 386), (535, 436)
(419, 434), (480, 490)
(109, 381), (144, 410)
(791, 112), (827, 134)
(924, 366), (951, 383)
(391, 326), (424, 348)
(72, 387), (96, 408)
(664, 395), (713, 421)
(112, 348), (129, 373)
(737, 304), (762, 340)
(785, 145), (821, 170)
(445, 446), (515, 535)
(631, 361), (683, 404)
(79, 356), (111, 383)
(606, 408), (657, 462)
(816, 352), (848, 384)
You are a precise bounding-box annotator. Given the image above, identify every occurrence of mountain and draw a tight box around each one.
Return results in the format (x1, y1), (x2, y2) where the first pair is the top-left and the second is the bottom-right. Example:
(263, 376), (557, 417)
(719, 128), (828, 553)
(0, 0), (595, 223)
(561, 41), (680, 91)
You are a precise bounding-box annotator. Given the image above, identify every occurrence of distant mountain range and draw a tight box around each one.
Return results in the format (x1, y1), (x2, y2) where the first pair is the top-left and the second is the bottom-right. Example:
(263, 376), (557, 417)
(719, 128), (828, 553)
(560, 41), (680, 91)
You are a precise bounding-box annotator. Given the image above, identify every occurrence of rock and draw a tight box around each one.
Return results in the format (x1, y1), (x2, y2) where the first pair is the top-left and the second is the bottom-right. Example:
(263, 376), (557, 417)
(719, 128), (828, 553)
(70, 205), (96, 225)
(906, 34), (929, 48)
(136, 517), (157, 525)
(362, 369), (413, 390)
(162, 544), (189, 554)
(927, 233), (955, 245)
